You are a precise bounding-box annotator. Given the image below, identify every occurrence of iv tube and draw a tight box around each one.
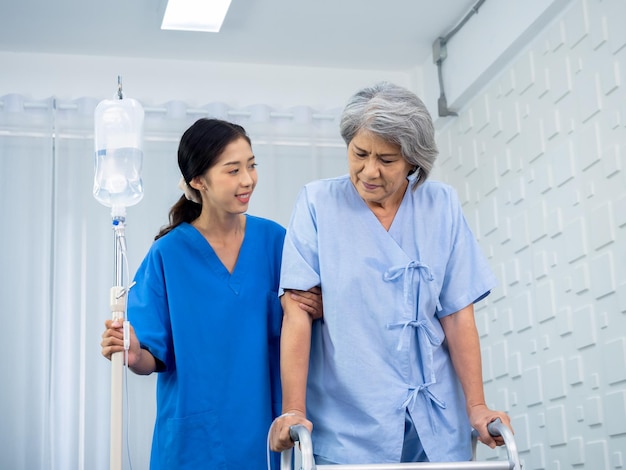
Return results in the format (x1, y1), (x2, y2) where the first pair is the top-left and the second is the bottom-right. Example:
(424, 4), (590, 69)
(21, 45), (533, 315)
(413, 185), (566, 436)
(94, 76), (145, 218)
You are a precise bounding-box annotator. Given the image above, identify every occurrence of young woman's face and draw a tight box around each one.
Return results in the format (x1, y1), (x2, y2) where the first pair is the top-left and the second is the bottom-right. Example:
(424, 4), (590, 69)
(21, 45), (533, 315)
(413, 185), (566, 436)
(194, 137), (258, 215)
(348, 130), (412, 208)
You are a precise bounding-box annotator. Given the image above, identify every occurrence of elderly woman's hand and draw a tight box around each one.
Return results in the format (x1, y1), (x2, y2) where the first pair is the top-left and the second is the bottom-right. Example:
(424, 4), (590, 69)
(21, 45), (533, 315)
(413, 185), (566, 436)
(269, 410), (313, 453)
(468, 404), (513, 448)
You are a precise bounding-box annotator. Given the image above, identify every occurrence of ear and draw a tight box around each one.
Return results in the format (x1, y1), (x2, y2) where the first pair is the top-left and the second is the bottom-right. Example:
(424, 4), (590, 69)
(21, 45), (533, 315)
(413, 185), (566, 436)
(189, 177), (204, 191)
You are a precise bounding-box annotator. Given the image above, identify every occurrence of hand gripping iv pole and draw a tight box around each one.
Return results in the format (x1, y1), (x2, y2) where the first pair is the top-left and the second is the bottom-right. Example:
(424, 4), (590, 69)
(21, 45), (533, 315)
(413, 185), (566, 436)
(93, 76), (145, 470)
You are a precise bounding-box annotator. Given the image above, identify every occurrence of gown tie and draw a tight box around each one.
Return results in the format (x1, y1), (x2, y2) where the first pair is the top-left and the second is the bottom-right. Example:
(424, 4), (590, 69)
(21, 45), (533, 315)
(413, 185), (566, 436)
(384, 260), (446, 432)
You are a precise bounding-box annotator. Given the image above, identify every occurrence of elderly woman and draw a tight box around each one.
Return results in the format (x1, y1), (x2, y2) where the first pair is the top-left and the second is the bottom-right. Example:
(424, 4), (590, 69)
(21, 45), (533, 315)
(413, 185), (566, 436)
(270, 82), (512, 464)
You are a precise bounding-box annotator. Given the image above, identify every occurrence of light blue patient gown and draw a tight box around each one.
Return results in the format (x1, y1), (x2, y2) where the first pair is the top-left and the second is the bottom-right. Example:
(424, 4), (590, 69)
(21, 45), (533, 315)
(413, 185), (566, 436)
(280, 175), (497, 464)
(128, 216), (285, 470)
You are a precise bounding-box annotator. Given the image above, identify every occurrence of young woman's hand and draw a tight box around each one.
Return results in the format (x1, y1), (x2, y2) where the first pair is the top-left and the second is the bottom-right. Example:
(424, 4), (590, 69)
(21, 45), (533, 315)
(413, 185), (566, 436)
(288, 286), (323, 320)
(100, 319), (141, 368)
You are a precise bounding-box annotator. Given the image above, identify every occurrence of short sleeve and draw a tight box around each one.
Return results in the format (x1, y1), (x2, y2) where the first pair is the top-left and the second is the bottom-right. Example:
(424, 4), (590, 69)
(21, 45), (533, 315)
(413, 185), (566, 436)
(127, 247), (174, 370)
(280, 186), (322, 292)
(437, 189), (497, 317)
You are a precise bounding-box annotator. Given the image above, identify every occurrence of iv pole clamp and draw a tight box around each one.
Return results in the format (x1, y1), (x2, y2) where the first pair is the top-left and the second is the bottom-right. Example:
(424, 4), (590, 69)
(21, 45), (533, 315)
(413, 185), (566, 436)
(93, 75), (145, 470)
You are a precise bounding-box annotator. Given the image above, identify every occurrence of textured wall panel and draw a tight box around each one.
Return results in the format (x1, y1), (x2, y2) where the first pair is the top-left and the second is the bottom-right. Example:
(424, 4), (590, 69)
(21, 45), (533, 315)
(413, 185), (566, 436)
(601, 143), (622, 178)
(528, 200), (549, 243)
(544, 359), (566, 400)
(587, 440), (609, 469)
(599, 58), (620, 95)
(492, 340), (509, 379)
(603, 338), (626, 385)
(572, 263), (591, 295)
(514, 291), (533, 332)
(533, 251), (551, 281)
(535, 279), (556, 322)
(567, 355), (584, 385)
(584, 395), (603, 426)
(604, 0), (626, 53)
(564, 218), (587, 263)
(573, 304), (597, 350)
(434, 1), (626, 467)
(588, 201), (614, 250)
(549, 55), (573, 103)
(563, 0), (589, 49)
(615, 194), (626, 228)
(524, 366), (544, 407)
(551, 141), (576, 187)
(604, 390), (626, 436)
(546, 405), (568, 446)
(578, 121), (602, 170)
(479, 197), (499, 237)
(569, 436), (585, 465)
(590, 252), (615, 299)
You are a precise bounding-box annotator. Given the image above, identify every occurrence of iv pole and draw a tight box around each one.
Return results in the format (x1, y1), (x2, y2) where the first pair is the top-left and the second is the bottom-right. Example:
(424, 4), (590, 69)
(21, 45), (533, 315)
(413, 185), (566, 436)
(109, 213), (127, 470)
(93, 76), (144, 470)
(107, 77), (127, 470)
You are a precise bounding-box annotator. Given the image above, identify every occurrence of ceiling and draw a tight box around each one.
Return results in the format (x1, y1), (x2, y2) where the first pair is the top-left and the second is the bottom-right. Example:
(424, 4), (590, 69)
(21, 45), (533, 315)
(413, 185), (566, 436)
(0, 0), (479, 70)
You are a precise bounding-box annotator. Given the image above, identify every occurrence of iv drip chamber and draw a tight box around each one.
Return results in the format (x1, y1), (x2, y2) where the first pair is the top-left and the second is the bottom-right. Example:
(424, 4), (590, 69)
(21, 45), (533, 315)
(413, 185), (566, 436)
(93, 96), (145, 212)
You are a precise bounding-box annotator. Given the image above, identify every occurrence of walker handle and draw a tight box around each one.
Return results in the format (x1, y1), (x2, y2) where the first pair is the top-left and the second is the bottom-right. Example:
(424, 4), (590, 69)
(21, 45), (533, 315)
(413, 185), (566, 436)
(486, 418), (521, 470)
(286, 425), (316, 469)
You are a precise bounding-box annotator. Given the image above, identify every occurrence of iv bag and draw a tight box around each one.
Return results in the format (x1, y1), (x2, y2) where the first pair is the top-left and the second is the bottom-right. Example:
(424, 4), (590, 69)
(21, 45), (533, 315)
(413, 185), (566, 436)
(93, 96), (145, 212)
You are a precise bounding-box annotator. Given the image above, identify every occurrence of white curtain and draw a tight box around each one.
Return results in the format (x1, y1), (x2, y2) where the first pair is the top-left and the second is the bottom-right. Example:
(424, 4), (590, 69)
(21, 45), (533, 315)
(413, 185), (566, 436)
(0, 95), (345, 469)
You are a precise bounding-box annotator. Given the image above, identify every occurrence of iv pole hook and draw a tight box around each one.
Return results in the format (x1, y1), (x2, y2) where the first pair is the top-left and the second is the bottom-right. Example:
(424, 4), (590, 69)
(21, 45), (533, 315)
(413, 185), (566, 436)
(117, 75), (124, 100)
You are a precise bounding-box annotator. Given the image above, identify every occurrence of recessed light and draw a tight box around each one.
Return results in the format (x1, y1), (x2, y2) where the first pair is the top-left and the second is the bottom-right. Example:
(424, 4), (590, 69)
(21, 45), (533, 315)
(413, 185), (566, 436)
(161, 0), (232, 33)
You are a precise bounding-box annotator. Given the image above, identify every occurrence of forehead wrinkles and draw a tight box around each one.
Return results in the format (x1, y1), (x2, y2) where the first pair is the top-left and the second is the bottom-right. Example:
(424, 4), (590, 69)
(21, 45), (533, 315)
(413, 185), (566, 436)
(352, 132), (400, 156)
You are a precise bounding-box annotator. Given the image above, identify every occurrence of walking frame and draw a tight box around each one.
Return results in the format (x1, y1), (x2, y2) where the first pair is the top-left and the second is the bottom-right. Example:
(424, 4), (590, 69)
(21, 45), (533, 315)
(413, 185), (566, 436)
(280, 418), (521, 470)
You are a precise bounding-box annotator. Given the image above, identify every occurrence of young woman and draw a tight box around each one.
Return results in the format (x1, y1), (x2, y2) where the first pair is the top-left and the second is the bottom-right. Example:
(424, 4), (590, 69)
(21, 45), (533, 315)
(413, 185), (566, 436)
(101, 118), (321, 469)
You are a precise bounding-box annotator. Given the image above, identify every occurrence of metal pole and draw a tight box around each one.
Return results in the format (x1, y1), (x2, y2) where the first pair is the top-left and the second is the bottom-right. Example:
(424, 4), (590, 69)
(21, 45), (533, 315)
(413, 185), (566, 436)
(110, 215), (126, 470)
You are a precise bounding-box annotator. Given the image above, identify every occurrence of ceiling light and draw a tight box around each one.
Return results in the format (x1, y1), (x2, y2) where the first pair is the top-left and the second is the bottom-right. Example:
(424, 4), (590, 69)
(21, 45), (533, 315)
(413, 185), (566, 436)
(161, 0), (232, 33)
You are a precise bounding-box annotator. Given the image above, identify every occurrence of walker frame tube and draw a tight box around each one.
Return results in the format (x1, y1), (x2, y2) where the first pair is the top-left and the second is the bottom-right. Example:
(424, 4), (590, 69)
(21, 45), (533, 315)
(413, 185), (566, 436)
(281, 419), (520, 470)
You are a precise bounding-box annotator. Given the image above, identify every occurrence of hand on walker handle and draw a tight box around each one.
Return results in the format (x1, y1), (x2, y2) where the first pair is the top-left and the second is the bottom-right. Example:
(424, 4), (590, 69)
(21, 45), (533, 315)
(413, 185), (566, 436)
(269, 411), (312, 453)
(469, 404), (513, 449)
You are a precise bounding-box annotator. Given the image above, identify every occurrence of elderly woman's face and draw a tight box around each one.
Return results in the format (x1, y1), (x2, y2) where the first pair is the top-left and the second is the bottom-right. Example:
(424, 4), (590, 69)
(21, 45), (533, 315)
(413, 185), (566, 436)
(348, 130), (413, 209)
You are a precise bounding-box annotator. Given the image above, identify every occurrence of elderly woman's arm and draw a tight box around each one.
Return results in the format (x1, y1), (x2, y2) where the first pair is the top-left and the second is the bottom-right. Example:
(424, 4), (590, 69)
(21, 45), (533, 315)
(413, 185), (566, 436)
(440, 304), (513, 448)
(269, 290), (314, 452)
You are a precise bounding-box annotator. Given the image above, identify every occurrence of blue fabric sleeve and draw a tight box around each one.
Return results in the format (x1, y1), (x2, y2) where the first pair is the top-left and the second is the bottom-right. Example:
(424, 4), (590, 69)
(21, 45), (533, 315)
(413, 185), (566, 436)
(128, 246), (174, 370)
(437, 188), (497, 317)
(280, 186), (322, 291)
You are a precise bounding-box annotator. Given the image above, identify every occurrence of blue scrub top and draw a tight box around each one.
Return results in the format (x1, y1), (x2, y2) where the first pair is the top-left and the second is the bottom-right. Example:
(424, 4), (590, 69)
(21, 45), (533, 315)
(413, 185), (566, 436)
(280, 175), (497, 464)
(129, 216), (285, 470)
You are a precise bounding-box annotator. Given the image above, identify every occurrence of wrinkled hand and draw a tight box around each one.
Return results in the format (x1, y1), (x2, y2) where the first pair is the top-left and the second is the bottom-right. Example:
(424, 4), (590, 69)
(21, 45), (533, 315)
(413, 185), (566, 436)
(468, 404), (513, 448)
(288, 286), (323, 320)
(100, 319), (141, 367)
(269, 410), (313, 453)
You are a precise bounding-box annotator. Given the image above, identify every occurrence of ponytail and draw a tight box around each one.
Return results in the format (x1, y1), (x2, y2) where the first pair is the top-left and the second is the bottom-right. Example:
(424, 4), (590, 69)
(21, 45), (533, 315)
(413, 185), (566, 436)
(155, 196), (202, 240)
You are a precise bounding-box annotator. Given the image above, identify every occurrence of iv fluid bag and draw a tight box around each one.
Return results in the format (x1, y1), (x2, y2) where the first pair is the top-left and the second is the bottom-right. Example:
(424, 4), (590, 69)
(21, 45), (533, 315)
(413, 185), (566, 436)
(93, 97), (145, 209)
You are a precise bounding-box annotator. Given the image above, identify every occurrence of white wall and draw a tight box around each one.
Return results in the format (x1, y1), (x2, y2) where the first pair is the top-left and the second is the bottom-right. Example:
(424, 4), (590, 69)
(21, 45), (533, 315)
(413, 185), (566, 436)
(431, 0), (626, 468)
(0, 51), (410, 111)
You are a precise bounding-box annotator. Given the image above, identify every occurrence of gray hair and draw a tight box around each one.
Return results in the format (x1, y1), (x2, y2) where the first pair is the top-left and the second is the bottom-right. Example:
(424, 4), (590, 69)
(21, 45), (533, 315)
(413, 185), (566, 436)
(339, 82), (438, 190)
